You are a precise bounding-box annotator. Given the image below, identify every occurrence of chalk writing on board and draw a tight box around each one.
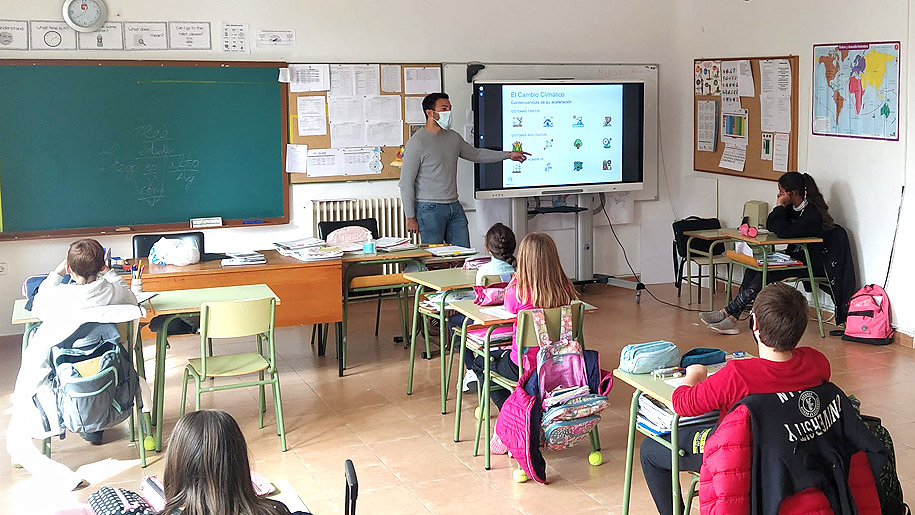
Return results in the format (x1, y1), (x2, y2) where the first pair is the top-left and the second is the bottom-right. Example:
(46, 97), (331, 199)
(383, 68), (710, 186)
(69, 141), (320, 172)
(98, 123), (200, 206)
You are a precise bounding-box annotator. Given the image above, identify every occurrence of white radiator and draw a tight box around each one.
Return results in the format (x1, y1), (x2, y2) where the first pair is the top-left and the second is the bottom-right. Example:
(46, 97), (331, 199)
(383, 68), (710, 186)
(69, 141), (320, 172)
(311, 197), (415, 242)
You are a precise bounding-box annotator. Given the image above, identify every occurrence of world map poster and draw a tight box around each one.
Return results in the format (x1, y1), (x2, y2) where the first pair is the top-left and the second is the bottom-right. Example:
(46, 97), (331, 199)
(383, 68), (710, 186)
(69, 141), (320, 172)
(812, 41), (900, 140)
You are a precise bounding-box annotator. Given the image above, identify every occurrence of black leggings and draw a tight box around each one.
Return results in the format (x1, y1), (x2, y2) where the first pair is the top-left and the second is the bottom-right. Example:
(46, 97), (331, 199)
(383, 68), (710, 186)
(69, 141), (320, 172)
(640, 423), (716, 515)
(470, 350), (519, 409)
(724, 268), (803, 318)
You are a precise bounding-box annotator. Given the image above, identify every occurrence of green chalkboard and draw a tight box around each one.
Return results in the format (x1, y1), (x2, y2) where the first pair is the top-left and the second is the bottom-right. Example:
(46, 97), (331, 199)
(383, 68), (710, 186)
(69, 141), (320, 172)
(0, 61), (288, 239)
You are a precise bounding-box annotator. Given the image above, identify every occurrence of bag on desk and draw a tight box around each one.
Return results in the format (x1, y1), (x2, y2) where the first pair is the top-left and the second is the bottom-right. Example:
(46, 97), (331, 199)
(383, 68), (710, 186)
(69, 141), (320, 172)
(473, 282), (509, 306)
(88, 487), (154, 515)
(149, 237), (200, 266)
(619, 340), (681, 374)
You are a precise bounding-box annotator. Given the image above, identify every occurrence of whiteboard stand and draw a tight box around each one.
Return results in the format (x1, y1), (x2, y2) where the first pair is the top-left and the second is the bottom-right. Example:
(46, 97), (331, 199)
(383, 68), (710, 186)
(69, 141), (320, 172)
(510, 194), (641, 302)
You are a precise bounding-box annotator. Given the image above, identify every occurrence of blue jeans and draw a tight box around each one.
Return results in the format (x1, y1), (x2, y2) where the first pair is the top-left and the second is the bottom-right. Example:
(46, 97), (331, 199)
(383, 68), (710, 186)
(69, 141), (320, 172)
(415, 201), (470, 248)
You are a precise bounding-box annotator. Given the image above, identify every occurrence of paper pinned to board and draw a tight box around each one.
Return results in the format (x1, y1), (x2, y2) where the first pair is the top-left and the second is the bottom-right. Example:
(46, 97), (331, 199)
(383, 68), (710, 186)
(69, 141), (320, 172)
(364, 95), (402, 122)
(737, 60), (755, 97)
(381, 64), (402, 93)
(353, 65), (380, 96)
(296, 96), (327, 136)
(341, 147), (382, 176)
(761, 133), (774, 160)
(719, 144), (746, 172)
(721, 109), (748, 147)
(403, 67), (441, 95)
(289, 64), (330, 92)
(328, 97), (364, 123)
(306, 148), (341, 177)
(696, 100), (718, 152)
(404, 97), (426, 124)
(772, 132), (789, 172)
(330, 122), (367, 148)
(366, 121), (404, 147)
(720, 61), (742, 112)
(329, 65), (356, 97)
(285, 144), (308, 174)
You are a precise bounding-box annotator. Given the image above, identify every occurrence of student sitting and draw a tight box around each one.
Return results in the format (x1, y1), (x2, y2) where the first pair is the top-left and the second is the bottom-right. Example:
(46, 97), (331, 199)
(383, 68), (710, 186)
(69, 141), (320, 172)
(641, 283), (830, 515)
(457, 222), (517, 392)
(160, 409), (301, 515)
(699, 171), (833, 334)
(471, 232), (576, 410)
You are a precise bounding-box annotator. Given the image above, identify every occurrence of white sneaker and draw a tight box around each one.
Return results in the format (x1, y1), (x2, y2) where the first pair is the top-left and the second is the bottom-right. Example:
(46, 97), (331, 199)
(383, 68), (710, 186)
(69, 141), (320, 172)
(462, 369), (478, 392)
(709, 317), (740, 335)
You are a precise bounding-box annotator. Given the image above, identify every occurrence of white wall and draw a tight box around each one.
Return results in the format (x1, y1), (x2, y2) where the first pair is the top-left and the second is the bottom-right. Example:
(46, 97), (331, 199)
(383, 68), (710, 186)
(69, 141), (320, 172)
(0, 0), (679, 335)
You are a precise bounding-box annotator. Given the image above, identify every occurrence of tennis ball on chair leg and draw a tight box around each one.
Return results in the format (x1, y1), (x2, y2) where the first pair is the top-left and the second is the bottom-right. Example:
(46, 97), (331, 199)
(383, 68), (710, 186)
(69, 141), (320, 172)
(474, 407), (482, 420)
(589, 451), (603, 466)
(512, 468), (529, 483)
(144, 435), (156, 451)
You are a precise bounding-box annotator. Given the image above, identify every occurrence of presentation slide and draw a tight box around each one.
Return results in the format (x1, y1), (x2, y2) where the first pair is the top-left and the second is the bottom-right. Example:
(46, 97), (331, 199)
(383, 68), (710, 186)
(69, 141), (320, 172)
(501, 84), (623, 189)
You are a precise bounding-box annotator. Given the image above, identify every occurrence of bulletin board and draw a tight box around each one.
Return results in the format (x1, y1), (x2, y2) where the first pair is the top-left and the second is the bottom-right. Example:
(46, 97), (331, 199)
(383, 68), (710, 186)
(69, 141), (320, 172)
(288, 63), (442, 184)
(693, 55), (799, 181)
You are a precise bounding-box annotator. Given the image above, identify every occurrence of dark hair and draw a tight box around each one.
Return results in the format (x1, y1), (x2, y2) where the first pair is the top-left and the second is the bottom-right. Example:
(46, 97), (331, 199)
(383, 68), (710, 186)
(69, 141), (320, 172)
(751, 283), (808, 352)
(422, 92), (449, 118)
(778, 172), (834, 230)
(485, 223), (517, 268)
(161, 410), (286, 515)
(67, 239), (105, 279)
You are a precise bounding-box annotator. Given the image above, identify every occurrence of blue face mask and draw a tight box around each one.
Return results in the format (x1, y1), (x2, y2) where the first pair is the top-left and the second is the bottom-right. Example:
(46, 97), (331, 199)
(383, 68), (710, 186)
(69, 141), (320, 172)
(435, 110), (452, 130)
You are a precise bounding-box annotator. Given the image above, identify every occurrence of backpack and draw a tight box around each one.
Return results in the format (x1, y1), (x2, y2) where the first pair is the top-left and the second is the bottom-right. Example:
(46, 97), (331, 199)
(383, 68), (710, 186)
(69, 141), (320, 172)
(860, 415), (910, 515)
(45, 323), (141, 434)
(842, 285), (895, 345)
(533, 306), (607, 451)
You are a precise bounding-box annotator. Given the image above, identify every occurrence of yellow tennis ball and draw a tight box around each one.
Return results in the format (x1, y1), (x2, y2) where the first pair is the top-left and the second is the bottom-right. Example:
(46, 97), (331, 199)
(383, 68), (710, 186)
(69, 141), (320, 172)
(144, 436), (156, 451)
(512, 469), (529, 483)
(589, 451), (603, 466)
(474, 407), (482, 420)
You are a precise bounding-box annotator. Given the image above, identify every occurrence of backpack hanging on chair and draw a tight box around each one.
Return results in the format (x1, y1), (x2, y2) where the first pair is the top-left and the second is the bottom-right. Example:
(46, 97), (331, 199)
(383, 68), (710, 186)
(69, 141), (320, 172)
(532, 306), (607, 451)
(843, 285), (895, 346)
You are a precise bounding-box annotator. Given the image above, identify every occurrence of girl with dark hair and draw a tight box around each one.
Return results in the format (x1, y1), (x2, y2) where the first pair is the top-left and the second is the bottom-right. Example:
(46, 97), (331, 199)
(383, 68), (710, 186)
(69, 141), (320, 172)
(160, 410), (297, 515)
(699, 172), (833, 334)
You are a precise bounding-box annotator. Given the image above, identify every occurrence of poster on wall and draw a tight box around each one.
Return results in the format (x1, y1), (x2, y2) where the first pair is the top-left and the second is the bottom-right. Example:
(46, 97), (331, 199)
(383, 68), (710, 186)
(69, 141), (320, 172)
(812, 41), (900, 141)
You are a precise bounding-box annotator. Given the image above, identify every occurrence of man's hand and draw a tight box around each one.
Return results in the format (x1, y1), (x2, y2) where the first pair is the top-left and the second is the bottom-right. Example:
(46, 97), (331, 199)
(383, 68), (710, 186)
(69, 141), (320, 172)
(53, 259), (68, 277)
(509, 151), (530, 162)
(406, 217), (419, 234)
(682, 364), (708, 387)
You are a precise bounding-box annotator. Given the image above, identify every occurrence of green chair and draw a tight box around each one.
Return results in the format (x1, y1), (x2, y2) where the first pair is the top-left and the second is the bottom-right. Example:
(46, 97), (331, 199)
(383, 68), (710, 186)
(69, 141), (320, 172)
(179, 297), (287, 451)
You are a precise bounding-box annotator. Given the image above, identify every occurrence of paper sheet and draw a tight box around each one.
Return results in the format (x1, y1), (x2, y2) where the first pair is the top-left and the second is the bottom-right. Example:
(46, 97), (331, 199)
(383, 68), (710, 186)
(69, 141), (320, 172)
(696, 100), (718, 152)
(328, 97), (364, 123)
(694, 60), (721, 95)
(761, 133), (773, 160)
(737, 59), (755, 97)
(256, 29), (295, 46)
(168, 22), (212, 50)
(405, 97), (426, 124)
(353, 65), (380, 96)
(306, 149), (341, 177)
(381, 64), (402, 93)
(403, 66), (441, 95)
(289, 64), (330, 92)
(720, 61), (741, 112)
(761, 59), (791, 96)
(772, 132), (789, 172)
(278, 68), (290, 83)
(124, 22), (168, 50)
(0, 20), (29, 50)
(329, 65), (355, 97)
(296, 96), (327, 136)
(330, 122), (367, 148)
(721, 109), (748, 147)
(719, 144), (746, 171)
(285, 144), (308, 173)
(218, 23), (245, 53)
(366, 121), (404, 147)
(761, 93), (791, 134)
(364, 95), (403, 121)
(341, 147), (381, 175)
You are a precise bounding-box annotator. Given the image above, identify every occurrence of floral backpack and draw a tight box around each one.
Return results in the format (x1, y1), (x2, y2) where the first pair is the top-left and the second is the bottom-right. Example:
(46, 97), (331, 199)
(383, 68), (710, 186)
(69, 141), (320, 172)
(532, 306), (607, 451)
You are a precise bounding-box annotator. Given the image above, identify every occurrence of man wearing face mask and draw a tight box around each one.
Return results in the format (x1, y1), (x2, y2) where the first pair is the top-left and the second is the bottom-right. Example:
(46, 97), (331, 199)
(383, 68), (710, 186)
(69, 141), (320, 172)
(399, 92), (529, 247)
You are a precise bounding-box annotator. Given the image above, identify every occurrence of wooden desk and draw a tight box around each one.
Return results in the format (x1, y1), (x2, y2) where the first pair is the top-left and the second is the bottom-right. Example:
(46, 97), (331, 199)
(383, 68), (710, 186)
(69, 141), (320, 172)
(682, 229), (734, 311)
(403, 268), (477, 414)
(146, 284), (281, 451)
(141, 249), (341, 329)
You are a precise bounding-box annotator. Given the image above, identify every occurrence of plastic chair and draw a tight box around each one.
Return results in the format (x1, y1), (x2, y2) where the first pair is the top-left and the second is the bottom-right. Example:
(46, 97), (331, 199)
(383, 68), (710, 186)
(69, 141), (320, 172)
(671, 217), (729, 304)
(179, 297), (287, 451)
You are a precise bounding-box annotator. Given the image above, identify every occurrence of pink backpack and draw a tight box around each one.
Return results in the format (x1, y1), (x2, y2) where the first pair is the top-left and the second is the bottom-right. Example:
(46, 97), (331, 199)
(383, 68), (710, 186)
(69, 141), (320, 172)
(842, 284), (895, 345)
(533, 306), (588, 408)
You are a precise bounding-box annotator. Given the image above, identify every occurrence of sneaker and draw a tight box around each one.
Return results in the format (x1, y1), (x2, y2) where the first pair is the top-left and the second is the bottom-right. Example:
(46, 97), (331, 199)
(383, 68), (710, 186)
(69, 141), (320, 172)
(709, 317), (740, 335)
(462, 369), (478, 393)
(490, 434), (508, 455)
(699, 310), (726, 325)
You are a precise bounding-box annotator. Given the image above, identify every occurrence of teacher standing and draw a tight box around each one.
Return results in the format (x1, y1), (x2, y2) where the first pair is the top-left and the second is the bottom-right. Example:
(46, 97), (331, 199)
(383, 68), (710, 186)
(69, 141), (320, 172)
(399, 93), (529, 247)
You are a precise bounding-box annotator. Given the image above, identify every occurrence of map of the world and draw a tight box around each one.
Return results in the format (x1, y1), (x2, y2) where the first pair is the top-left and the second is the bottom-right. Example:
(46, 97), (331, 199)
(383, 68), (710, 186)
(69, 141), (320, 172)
(813, 42), (900, 140)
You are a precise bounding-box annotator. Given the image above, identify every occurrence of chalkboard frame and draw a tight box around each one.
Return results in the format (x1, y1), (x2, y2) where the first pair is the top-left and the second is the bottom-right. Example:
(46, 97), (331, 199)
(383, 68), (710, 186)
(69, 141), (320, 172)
(0, 59), (290, 241)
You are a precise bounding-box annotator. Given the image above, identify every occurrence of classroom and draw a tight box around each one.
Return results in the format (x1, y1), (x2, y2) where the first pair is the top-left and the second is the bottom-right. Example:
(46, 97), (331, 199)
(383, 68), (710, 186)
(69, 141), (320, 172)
(1, 0), (914, 513)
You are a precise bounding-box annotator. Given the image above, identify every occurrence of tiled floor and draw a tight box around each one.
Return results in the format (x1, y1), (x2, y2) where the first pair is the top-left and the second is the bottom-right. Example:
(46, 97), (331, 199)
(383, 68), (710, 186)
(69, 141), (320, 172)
(1, 283), (913, 514)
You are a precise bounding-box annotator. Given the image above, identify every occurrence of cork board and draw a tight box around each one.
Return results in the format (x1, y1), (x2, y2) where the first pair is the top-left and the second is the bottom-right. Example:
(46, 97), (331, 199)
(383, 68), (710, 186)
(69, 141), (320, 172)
(288, 63), (442, 184)
(693, 55), (799, 181)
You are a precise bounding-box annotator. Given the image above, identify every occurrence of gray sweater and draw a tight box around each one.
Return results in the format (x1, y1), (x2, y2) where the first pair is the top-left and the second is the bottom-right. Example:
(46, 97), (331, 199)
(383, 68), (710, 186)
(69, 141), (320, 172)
(398, 128), (509, 218)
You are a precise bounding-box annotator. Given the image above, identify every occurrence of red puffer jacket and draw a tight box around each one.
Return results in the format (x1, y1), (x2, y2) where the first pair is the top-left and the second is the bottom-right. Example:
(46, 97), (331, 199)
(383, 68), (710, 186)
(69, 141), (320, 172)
(699, 404), (882, 515)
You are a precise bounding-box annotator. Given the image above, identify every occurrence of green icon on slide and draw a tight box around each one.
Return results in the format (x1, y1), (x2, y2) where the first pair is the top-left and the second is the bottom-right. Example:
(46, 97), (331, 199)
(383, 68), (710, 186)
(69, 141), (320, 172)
(573, 139), (582, 149)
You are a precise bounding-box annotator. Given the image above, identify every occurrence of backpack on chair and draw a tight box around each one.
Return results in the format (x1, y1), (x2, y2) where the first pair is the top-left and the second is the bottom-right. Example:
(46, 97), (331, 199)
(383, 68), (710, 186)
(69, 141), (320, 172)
(842, 285), (895, 345)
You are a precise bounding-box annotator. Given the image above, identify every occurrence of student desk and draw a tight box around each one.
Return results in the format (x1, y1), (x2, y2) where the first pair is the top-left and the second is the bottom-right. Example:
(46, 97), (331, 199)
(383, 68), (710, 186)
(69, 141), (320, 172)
(613, 368), (691, 515)
(403, 268), (477, 414)
(722, 228), (825, 337)
(338, 249), (427, 377)
(140, 249), (341, 330)
(682, 229), (734, 311)
(145, 284), (281, 451)
(11, 298), (40, 352)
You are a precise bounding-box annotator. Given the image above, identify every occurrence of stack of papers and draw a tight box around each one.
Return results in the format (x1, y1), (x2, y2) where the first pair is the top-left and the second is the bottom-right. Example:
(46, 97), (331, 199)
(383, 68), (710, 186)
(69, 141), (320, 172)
(636, 393), (718, 436)
(379, 242), (419, 252)
(221, 251), (267, 267)
(757, 251), (801, 266)
(273, 237), (325, 252)
(288, 246), (344, 262)
(466, 326), (514, 346)
(420, 290), (476, 312)
(427, 245), (476, 257)
(375, 236), (410, 248)
(479, 306), (516, 320)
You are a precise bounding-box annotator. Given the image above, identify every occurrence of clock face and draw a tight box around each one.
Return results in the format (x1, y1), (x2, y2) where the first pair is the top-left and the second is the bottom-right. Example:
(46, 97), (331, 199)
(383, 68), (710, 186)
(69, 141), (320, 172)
(63, 0), (107, 32)
(44, 30), (62, 47)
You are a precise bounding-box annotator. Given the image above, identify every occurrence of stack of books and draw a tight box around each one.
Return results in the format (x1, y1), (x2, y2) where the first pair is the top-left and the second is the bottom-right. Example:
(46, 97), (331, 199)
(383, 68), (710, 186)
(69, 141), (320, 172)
(375, 236), (411, 249)
(427, 245), (476, 257)
(288, 246), (344, 262)
(636, 393), (718, 436)
(273, 237), (325, 257)
(419, 290), (476, 312)
(221, 251), (267, 266)
(756, 251), (802, 266)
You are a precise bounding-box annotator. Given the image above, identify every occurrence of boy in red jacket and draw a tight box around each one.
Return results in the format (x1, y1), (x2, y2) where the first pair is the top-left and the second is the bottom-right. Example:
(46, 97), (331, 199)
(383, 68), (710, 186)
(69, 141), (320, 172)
(640, 283), (830, 515)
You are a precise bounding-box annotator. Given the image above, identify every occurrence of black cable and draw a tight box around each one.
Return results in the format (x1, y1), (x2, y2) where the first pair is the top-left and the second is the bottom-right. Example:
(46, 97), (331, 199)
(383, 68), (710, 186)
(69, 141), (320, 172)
(600, 202), (707, 313)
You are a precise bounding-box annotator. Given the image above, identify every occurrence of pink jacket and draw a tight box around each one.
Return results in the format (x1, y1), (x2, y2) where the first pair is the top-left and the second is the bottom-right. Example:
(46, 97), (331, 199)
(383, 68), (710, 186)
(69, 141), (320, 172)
(495, 368), (547, 484)
(699, 404), (882, 515)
